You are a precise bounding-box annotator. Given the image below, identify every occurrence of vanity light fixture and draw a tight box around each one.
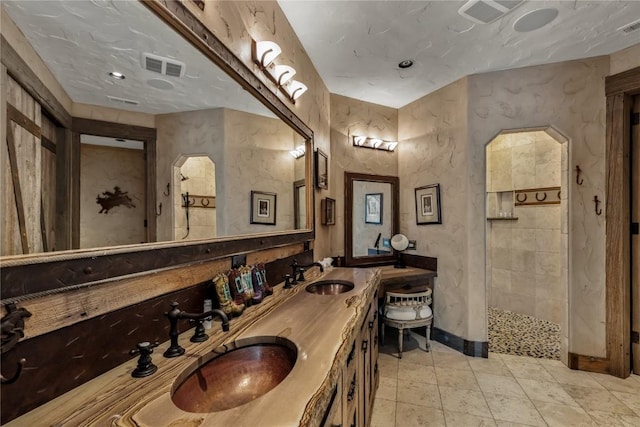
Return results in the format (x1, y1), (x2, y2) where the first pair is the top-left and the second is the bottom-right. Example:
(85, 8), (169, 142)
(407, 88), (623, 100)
(289, 145), (306, 159)
(352, 135), (398, 152)
(284, 80), (308, 101)
(253, 40), (282, 67)
(252, 39), (307, 104)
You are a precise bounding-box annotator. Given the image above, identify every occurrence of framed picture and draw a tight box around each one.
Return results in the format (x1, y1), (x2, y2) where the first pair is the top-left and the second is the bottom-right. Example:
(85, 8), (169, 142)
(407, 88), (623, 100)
(321, 197), (335, 225)
(415, 184), (442, 225)
(365, 193), (383, 224)
(315, 148), (328, 189)
(250, 191), (276, 225)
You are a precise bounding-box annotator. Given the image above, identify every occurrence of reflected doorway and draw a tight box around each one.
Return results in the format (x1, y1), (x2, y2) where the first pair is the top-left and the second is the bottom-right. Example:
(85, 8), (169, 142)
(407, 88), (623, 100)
(173, 155), (216, 240)
(79, 135), (146, 248)
(485, 128), (568, 362)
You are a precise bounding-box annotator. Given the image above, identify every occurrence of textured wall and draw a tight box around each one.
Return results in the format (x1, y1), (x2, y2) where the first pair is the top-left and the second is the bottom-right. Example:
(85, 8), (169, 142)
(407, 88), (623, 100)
(79, 144), (146, 248)
(398, 78), (469, 339)
(468, 58), (609, 356)
(156, 108), (225, 241)
(223, 108), (298, 235)
(399, 58), (609, 355)
(330, 94), (398, 256)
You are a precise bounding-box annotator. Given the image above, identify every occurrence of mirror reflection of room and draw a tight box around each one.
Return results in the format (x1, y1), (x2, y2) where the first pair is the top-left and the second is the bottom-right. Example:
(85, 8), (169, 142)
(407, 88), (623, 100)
(0, 0), (310, 255)
(352, 181), (393, 257)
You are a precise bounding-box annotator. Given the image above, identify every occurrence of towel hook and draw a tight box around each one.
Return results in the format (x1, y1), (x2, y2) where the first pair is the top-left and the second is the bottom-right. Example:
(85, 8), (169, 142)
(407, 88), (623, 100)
(593, 195), (602, 216)
(163, 182), (170, 197)
(156, 202), (162, 217)
(575, 165), (584, 186)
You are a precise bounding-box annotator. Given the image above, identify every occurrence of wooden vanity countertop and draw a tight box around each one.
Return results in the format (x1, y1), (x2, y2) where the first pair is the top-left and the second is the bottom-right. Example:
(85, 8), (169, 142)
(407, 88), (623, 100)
(5, 267), (380, 427)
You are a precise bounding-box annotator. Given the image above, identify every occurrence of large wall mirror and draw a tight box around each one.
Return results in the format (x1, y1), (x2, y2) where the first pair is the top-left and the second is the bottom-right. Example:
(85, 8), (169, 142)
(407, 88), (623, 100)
(344, 172), (399, 266)
(0, 0), (313, 299)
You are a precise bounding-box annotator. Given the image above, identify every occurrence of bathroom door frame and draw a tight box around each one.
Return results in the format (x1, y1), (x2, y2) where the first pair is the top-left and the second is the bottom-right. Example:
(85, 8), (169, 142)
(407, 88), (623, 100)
(604, 66), (639, 378)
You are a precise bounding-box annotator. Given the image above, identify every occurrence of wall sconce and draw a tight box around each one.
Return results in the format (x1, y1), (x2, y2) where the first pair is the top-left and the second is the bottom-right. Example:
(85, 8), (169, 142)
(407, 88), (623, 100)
(289, 145), (306, 159)
(352, 135), (398, 152)
(252, 39), (307, 104)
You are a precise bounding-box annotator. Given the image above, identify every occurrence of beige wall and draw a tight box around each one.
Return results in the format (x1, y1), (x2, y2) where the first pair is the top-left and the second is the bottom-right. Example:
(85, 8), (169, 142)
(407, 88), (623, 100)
(352, 181), (394, 257)
(175, 156), (217, 240)
(223, 109), (298, 234)
(79, 144), (146, 248)
(399, 57), (610, 356)
(330, 94), (398, 256)
(398, 78), (470, 339)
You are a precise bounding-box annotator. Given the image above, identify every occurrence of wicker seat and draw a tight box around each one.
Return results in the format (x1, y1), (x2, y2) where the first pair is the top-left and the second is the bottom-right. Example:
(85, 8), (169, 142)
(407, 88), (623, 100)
(381, 289), (433, 358)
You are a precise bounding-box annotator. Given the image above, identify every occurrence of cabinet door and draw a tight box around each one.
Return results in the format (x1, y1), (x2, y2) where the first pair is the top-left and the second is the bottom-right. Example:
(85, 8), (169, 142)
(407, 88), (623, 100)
(369, 291), (379, 409)
(322, 382), (342, 427)
(343, 340), (358, 427)
(358, 301), (373, 427)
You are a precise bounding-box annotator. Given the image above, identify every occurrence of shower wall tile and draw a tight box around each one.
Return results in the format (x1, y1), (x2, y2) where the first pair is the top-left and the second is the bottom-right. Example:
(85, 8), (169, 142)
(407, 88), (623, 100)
(536, 252), (562, 277)
(491, 149), (512, 192)
(492, 268), (512, 291)
(511, 249), (536, 274)
(536, 229), (561, 253)
(512, 144), (536, 189)
(536, 206), (561, 230)
(492, 247), (512, 270)
(535, 161), (561, 188)
(512, 208), (535, 229)
(512, 229), (535, 251)
(511, 272), (536, 297)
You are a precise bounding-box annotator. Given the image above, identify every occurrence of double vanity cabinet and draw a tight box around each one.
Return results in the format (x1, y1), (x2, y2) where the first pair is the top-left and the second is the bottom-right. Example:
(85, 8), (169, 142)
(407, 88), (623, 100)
(6, 267), (381, 427)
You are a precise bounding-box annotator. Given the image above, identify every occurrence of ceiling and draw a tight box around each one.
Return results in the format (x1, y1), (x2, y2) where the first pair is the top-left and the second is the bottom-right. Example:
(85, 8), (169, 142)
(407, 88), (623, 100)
(2, 0), (273, 117)
(277, 0), (640, 108)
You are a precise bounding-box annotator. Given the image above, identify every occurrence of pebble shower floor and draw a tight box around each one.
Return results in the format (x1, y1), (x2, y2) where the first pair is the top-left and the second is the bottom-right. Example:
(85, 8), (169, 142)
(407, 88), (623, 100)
(488, 307), (561, 360)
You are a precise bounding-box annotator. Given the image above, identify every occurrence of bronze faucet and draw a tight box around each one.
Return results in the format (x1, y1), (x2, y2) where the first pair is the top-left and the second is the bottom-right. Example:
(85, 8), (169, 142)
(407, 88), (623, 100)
(164, 302), (229, 358)
(293, 260), (324, 282)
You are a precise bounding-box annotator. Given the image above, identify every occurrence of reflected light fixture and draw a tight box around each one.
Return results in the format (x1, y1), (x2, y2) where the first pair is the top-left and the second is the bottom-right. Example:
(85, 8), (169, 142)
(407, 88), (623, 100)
(289, 145), (306, 159)
(252, 38), (307, 104)
(284, 80), (307, 101)
(352, 135), (398, 152)
(109, 71), (125, 80)
(273, 64), (296, 85)
(253, 40), (281, 67)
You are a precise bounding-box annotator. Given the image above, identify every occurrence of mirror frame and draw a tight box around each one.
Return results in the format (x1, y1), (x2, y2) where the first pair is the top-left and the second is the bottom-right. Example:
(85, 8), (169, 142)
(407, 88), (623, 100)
(344, 172), (399, 267)
(0, 0), (314, 302)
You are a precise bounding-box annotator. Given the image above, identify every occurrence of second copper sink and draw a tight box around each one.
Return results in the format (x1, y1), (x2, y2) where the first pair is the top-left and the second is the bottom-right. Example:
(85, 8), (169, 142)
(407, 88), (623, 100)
(305, 280), (355, 295)
(171, 337), (297, 413)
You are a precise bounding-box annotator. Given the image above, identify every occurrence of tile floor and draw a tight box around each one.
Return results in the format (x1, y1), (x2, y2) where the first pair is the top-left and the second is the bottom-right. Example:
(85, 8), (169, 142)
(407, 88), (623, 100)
(371, 331), (640, 427)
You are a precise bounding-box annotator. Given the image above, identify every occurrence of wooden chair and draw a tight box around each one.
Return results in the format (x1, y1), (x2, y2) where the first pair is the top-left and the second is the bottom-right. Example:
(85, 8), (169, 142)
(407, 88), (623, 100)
(381, 289), (432, 358)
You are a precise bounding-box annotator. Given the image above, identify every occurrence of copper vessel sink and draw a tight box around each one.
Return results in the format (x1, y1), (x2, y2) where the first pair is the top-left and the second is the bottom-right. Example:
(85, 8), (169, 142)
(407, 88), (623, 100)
(305, 280), (355, 295)
(171, 337), (297, 413)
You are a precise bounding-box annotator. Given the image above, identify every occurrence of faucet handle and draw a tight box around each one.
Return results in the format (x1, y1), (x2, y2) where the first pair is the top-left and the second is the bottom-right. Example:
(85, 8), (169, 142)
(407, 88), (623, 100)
(297, 268), (306, 282)
(130, 341), (159, 378)
(189, 318), (209, 343)
(283, 274), (293, 289)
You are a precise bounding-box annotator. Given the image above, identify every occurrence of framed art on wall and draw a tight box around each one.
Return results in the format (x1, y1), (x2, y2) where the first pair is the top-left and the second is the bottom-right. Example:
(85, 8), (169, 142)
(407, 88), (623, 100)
(250, 191), (277, 225)
(415, 184), (441, 225)
(365, 193), (383, 224)
(315, 148), (328, 189)
(321, 197), (335, 225)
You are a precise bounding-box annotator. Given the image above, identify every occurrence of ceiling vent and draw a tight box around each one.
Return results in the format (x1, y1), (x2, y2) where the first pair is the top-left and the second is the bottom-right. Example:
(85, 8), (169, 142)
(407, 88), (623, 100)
(458, 0), (524, 24)
(618, 18), (640, 34)
(107, 95), (140, 106)
(141, 53), (186, 78)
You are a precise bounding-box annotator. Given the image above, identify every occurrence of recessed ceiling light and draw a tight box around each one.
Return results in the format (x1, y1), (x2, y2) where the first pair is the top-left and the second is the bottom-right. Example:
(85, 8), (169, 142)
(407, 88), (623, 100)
(109, 71), (125, 80)
(513, 8), (558, 32)
(398, 60), (414, 69)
